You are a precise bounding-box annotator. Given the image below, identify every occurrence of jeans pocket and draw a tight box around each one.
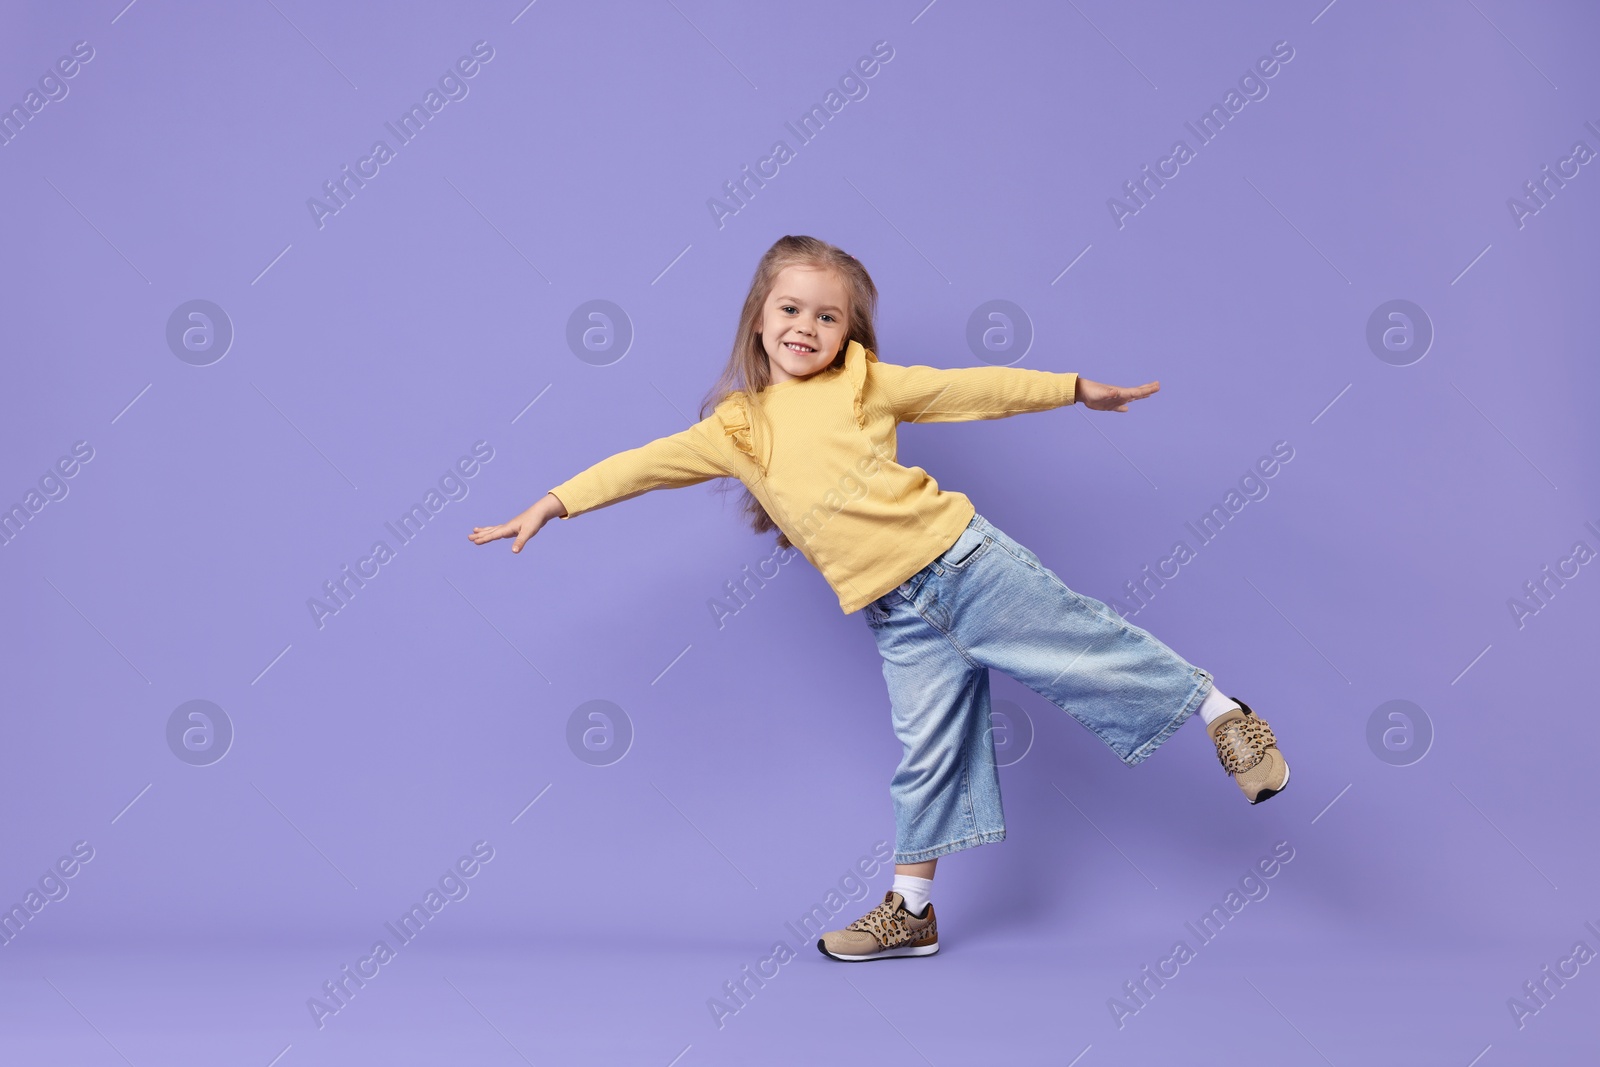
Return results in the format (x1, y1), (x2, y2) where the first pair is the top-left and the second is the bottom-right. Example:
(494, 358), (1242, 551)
(943, 529), (993, 569)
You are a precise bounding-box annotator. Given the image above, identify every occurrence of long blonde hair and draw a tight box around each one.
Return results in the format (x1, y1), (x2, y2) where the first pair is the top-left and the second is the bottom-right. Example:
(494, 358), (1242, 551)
(701, 235), (881, 549)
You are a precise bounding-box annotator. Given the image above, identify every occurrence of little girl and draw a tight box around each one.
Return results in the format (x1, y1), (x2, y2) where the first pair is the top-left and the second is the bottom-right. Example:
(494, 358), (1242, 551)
(470, 235), (1290, 963)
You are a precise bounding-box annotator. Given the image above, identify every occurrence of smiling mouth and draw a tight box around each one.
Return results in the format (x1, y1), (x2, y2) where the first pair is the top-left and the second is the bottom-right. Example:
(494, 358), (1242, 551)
(785, 342), (815, 354)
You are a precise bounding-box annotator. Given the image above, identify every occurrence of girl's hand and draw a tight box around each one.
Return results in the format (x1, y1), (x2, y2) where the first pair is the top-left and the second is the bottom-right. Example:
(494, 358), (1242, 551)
(1076, 377), (1160, 412)
(469, 493), (567, 553)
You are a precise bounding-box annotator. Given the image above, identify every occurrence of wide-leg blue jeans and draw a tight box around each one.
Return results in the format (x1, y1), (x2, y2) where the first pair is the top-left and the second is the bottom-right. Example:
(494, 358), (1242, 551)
(862, 512), (1214, 865)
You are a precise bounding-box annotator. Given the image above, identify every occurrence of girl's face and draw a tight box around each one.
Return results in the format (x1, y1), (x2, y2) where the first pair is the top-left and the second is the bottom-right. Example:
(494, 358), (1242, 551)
(758, 265), (850, 384)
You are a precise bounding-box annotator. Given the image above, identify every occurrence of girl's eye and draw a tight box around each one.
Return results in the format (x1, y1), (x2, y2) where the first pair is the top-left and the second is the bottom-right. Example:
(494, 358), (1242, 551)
(780, 305), (835, 322)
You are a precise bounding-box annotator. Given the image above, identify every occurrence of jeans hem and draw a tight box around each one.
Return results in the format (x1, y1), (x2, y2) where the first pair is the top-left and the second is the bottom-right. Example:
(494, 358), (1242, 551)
(1122, 668), (1214, 766)
(893, 829), (1007, 866)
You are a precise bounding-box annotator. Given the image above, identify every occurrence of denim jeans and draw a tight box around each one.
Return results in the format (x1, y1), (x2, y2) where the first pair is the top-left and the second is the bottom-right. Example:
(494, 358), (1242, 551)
(862, 513), (1214, 865)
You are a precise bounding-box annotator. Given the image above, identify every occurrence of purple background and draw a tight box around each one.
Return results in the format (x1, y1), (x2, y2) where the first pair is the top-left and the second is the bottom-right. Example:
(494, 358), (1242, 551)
(4, 0), (1597, 1063)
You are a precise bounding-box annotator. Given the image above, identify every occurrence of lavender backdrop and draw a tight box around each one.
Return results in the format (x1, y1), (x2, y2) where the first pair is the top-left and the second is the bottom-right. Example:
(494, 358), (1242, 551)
(4, 1), (1597, 1064)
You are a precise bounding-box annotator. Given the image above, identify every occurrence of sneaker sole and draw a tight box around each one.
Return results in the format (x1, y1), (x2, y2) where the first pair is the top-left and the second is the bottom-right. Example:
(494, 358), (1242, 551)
(816, 939), (939, 962)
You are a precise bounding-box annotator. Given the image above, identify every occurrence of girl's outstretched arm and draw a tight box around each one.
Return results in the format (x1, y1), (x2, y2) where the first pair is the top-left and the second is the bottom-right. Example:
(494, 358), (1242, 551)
(876, 361), (1158, 422)
(876, 361), (1079, 423)
(470, 492), (567, 554)
(469, 408), (737, 553)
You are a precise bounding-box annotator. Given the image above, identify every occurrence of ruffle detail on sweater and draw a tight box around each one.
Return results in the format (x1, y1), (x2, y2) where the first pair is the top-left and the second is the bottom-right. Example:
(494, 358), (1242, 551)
(844, 339), (877, 428)
(718, 394), (763, 475)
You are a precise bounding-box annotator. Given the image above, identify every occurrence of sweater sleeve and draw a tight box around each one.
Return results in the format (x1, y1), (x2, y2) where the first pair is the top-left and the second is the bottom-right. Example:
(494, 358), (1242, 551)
(874, 361), (1078, 423)
(547, 411), (738, 519)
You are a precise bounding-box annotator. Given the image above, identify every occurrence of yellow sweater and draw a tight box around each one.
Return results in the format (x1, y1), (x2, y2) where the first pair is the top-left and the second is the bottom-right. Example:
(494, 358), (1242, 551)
(548, 340), (1078, 614)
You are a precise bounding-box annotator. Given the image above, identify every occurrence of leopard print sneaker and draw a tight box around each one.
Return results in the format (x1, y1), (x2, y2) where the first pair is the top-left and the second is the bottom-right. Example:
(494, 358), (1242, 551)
(817, 890), (939, 962)
(1207, 699), (1290, 804)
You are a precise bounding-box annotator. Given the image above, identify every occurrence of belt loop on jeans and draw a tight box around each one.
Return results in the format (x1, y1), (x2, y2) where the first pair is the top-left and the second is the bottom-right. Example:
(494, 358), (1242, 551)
(897, 567), (931, 601)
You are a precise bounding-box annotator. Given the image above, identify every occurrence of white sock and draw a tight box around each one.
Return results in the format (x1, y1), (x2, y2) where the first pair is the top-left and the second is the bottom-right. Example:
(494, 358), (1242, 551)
(1199, 685), (1242, 726)
(892, 874), (934, 917)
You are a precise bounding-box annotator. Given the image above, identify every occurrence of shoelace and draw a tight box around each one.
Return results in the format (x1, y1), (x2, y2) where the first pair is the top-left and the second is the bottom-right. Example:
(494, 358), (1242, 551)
(1213, 715), (1277, 775)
